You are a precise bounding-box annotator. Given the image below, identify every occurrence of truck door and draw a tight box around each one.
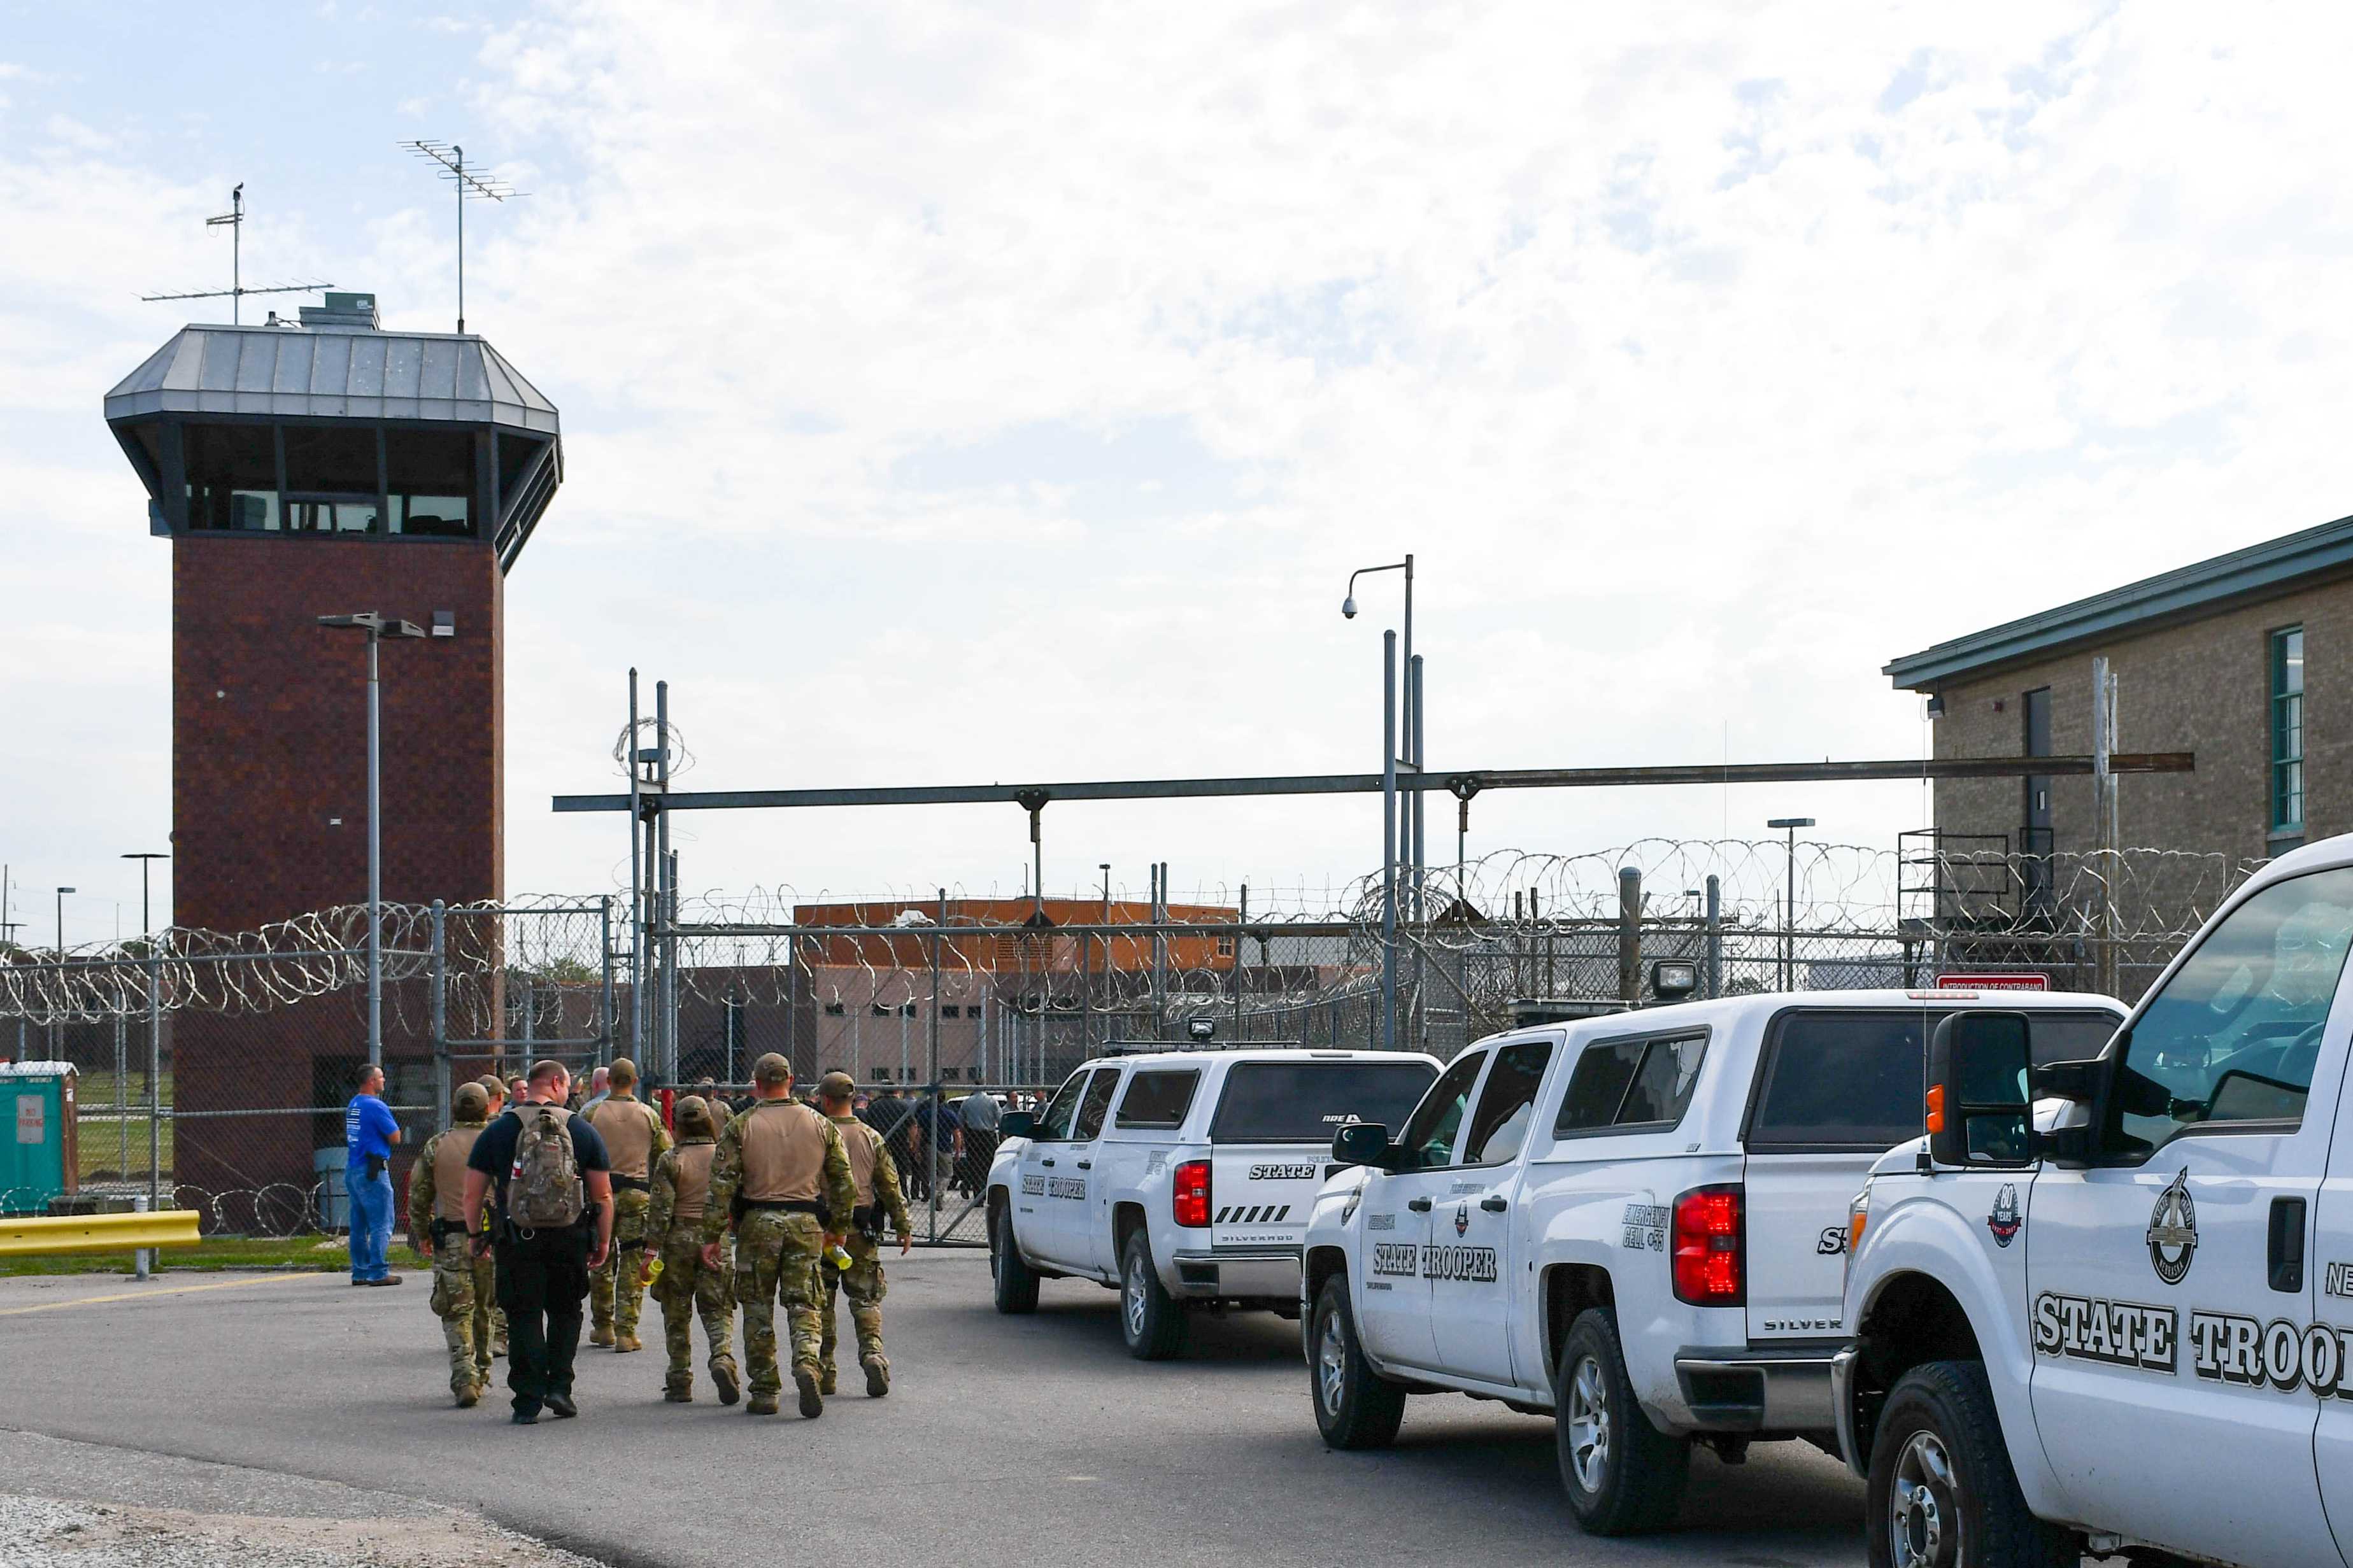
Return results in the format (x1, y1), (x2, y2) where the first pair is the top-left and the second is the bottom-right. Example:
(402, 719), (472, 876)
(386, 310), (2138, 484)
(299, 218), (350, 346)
(1434, 1038), (1553, 1385)
(2028, 865), (2353, 1568)
(1062, 1066), (1125, 1276)
(2308, 963), (2353, 1564)
(1356, 1047), (1487, 1373)
(1018, 1069), (1094, 1270)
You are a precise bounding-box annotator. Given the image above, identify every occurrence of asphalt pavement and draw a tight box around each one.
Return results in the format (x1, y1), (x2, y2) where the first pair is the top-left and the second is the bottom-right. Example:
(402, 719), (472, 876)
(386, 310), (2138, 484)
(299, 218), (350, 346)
(0, 1255), (1868, 1567)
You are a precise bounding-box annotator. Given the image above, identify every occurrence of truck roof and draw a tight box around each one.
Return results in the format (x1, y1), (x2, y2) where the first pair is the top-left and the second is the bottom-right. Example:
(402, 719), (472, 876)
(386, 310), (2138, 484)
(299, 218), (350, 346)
(1469, 987), (2128, 1054)
(1068, 1047), (1438, 1073)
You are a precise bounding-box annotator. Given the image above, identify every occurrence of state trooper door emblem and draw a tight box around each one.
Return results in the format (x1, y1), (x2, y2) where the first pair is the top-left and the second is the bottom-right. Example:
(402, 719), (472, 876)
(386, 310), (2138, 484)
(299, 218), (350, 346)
(1453, 1203), (1470, 1238)
(2146, 1168), (2197, 1285)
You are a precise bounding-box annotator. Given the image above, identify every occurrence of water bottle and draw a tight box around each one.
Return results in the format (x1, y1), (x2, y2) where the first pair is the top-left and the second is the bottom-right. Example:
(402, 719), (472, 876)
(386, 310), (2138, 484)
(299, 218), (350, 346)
(823, 1241), (853, 1272)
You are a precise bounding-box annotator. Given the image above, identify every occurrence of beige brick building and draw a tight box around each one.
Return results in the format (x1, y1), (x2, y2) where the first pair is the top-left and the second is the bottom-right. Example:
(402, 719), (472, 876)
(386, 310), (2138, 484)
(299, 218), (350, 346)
(1886, 516), (2353, 870)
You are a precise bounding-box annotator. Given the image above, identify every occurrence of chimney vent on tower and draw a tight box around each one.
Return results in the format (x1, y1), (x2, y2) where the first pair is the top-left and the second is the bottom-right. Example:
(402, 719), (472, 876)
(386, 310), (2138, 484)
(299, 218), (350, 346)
(297, 292), (381, 331)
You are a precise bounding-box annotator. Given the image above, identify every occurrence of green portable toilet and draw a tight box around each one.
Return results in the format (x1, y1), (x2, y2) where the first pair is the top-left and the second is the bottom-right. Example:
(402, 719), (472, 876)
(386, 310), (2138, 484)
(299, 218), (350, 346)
(0, 1062), (78, 1214)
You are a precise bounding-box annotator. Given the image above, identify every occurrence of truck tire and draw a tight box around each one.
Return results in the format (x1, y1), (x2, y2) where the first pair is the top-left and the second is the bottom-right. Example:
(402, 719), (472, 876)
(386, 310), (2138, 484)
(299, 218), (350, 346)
(1310, 1276), (1405, 1450)
(1866, 1360), (2073, 1568)
(1120, 1230), (1189, 1360)
(1554, 1308), (1689, 1535)
(991, 1205), (1039, 1315)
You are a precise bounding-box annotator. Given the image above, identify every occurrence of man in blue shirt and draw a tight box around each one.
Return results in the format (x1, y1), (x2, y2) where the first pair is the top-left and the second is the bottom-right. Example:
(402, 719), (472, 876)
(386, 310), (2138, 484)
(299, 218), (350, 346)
(345, 1064), (403, 1287)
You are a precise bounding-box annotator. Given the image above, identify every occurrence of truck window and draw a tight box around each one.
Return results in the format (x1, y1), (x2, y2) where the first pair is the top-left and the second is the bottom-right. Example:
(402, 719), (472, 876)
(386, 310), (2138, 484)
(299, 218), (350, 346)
(1749, 1008), (2129, 1152)
(1073, 1069), (1122, 1140)
(1553, 1032), (1708, 1137)
(1035, 1071), (1090, 1141)
(2104, 865), (2353, 1157)
(1463, 1040), (1554, 1164)
(1207, 1059), (1439, 1145)
(1114, 1070), (1200, 1129)
(1391, 1052), (1487, 1168)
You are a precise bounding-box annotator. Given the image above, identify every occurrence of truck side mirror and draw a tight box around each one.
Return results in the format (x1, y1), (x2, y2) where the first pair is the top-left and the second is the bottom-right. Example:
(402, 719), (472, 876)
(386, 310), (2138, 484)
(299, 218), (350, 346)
(1332, 1122), (1393, 1169)
(999, 1110), (1036, 1140)
(1927, 1012), (2035, 1169)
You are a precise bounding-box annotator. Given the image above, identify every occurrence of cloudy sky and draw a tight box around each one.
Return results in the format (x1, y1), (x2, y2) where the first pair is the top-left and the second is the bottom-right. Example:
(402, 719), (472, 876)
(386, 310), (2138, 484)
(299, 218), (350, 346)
(4, 1), (2347, 938)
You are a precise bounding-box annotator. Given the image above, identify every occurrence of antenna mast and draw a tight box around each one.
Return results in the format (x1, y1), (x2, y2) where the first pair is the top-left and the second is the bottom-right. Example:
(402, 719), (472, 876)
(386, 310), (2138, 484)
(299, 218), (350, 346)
(401, 139), (523, 334)
(139, 184), (333, 323)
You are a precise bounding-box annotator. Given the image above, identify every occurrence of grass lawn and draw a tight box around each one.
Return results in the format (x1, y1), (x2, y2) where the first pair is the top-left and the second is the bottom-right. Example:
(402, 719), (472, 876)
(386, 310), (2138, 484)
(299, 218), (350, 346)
(0, 1234), (357, 1278)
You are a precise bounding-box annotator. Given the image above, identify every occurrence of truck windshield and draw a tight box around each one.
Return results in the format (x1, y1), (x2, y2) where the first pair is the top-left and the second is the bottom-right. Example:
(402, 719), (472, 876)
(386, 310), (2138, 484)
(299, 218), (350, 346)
(2107, 865), (2353, 1155)
(1207, 1060), (1437, 1144)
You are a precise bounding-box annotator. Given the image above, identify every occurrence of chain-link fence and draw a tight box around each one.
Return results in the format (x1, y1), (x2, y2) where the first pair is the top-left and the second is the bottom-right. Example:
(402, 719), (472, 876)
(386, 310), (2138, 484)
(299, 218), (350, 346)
(0, 840), (2256, 1238)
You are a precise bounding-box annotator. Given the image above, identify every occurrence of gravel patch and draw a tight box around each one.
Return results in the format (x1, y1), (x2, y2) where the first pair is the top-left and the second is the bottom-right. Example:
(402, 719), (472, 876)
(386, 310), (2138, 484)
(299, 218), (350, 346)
(0, 1494), (599, 1568)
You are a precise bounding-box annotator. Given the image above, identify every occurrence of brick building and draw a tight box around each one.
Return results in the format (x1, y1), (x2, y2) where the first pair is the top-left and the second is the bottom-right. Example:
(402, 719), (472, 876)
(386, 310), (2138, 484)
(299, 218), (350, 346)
(103, 293), (562, 1199)
(1884, 516), (2352, 868)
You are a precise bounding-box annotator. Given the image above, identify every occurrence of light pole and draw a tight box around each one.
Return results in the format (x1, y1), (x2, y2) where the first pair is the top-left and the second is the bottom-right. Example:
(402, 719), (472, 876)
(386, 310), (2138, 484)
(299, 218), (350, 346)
(54, 886), (75, 956)
(319, 612), (429, 1067)
(1344, 554), (1418, 1050)
(1767, 817), (1816, 991)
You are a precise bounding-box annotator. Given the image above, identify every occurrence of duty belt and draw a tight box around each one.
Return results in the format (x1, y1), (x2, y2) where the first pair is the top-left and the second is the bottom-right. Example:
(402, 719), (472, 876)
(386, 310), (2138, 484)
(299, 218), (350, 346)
(740, 1198), (828, 1217)
(429, 1217), (480, 1241)
(611, 1174), (651, 1192)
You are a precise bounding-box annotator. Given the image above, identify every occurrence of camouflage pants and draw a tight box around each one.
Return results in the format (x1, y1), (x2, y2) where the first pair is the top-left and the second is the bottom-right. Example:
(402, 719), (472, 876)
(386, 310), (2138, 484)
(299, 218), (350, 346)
(650, 1231), (737, 1395)
(590, 1187), (652, 1336)
(429, 1243), (496, 1393)
(820, 1231), (888, 1376)
(734, 1210), (824, 1395)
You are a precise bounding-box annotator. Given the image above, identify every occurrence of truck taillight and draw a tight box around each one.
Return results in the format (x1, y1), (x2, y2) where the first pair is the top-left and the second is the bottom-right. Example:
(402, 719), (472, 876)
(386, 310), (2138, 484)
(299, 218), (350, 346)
(1173, 1161), (1212, 1227)
(1672, 1184), (1744, 1306)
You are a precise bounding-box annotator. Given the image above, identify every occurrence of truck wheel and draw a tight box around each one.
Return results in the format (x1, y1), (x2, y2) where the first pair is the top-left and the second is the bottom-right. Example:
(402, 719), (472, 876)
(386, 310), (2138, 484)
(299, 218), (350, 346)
(1120, 1231), (1189, 1360)
(1866, 1361), (2072, 1568)
(1554, 1308), (1689, 1535)
(1310, 1276), (1405, 1450)
(990, 1205), (1039, 1315)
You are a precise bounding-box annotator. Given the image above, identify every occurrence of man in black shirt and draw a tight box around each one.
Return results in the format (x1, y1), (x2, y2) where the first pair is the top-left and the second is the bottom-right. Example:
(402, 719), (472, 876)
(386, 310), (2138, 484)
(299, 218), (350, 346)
(464, 1059), (613, 1424)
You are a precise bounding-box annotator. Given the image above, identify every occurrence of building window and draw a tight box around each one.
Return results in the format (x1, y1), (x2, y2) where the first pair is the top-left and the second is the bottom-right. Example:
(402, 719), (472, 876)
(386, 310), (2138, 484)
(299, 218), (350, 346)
(823, 1002), (846, 1017)
(2273, 626), (2305, 839)
(941, 1005), (961, 1019)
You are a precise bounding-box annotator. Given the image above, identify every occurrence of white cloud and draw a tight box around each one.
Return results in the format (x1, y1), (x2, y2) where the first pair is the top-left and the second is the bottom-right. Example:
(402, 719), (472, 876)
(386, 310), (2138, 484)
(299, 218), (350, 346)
(8, 1), (2353, 921)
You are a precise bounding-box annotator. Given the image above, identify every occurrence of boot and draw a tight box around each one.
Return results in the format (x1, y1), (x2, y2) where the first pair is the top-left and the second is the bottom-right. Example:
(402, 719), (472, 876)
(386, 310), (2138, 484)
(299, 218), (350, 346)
(589, 1325), (615, 1348)
(747, 1392), (779, 1415)
(794, 1367), (823, 1419)
(864, 1359), (890, 1399)
(712, 1362), (740, 1406)
(820, 1367), (837, 1396)
(492, 1338), (508, 1359)
(455, 1381), (481, 1409)
(614, 1333), (643, 1353)
(663, 1387), (693, 1404)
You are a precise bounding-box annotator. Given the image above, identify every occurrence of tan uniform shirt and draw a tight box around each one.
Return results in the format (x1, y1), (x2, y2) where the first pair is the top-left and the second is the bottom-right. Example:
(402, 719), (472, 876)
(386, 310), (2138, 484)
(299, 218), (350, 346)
(589, 1094), (664, 1181)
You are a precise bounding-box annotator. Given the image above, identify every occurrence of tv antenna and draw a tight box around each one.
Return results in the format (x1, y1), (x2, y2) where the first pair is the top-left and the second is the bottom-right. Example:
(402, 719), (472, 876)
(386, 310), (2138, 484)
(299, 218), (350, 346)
(139, 185), (335, 325)
(401, 140), (525, 334)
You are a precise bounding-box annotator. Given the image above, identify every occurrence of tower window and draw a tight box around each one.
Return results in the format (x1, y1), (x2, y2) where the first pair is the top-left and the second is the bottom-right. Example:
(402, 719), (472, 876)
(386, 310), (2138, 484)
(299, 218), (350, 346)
(183, 423), (280, 532)
(2273, 626), (2305, 840)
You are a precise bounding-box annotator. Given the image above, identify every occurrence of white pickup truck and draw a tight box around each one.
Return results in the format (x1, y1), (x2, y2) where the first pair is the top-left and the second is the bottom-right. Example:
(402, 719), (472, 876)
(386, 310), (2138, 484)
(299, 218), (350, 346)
(985, 1046), (1440, 1359)
(1301, 989), (2123, 1536)
(1838, 837), (2353, 1568)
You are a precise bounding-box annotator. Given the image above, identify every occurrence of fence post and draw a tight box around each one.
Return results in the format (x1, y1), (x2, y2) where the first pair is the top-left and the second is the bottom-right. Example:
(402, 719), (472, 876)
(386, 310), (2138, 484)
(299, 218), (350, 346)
(598, 894), (615, 1066)
(1704, 875), (1723, 999)
(113, 996), (127, 1187)
(930, 887), (944, 1244)
(2091, 656), (2119, 998)
(430, 900), (449, 1133)
(1617, 867), (1642, 1006)
(1233, 885), (1247, 1042)
(146, 943), (162, 1215)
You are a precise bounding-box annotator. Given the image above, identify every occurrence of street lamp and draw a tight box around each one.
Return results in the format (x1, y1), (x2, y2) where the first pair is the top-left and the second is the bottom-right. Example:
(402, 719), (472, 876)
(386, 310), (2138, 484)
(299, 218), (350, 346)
(1344, 556), (1419, 1051)
(1767, 817), (1816, 991)
(54, 887), (75, 955)
(318, 612), (429, 1067)
(121, 852), (168, 1214)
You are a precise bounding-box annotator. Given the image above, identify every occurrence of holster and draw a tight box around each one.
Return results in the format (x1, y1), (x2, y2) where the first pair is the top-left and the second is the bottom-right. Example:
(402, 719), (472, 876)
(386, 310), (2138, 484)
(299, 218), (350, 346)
(851, 1204), (883, 1241)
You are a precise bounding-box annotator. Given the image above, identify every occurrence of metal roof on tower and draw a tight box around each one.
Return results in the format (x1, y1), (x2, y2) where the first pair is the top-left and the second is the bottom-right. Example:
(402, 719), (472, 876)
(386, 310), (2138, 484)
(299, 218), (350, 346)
(104, 321), (558, 435)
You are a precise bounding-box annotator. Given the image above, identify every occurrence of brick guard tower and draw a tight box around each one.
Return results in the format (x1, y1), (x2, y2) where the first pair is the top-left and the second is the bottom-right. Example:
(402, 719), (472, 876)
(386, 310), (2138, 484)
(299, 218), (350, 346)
(104, 292), (562, 1208)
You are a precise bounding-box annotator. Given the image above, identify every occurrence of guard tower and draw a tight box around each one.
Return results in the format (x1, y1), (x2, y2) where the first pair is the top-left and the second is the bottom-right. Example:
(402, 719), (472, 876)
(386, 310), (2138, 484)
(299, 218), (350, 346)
(102, 293), (562, 1203)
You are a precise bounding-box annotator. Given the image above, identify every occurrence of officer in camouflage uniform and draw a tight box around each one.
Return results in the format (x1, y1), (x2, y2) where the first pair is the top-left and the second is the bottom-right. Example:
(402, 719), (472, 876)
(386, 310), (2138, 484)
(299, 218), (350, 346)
(584, 1057), (671, 1352)
(814, 1071), (913, 1398)
(700, 1054), (856, 1418)
(639, 1095), (739, 1404)
(408, 1082), (497, 1407)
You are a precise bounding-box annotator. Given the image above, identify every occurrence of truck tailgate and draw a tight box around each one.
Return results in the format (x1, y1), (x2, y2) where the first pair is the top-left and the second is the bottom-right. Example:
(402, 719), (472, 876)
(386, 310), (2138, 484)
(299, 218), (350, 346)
(1207, 1144), (1325, 1248)
(1741, 1151), (1872, 1340)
